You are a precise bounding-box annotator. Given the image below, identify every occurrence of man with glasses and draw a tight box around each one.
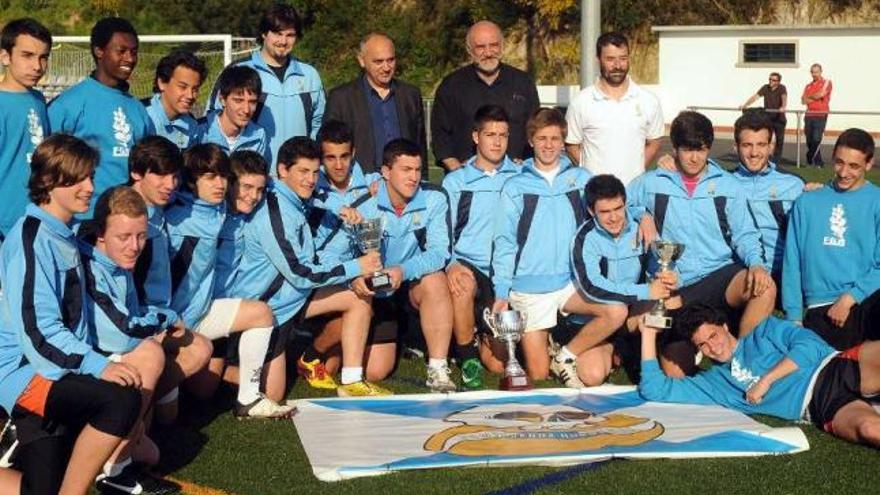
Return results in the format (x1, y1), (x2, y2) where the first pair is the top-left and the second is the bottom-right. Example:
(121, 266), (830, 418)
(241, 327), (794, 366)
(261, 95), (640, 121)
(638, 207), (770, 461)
(431, 20), (539, 172)
(741, 72), (788, 163)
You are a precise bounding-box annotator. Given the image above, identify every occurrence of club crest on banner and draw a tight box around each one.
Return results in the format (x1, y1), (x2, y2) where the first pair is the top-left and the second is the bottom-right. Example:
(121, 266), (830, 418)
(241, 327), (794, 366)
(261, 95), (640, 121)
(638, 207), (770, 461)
(423, 403), (664, 456)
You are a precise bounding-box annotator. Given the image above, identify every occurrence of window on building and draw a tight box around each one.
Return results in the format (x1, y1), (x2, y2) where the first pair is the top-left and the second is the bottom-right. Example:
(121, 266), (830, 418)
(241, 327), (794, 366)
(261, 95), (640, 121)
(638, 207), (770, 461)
(739, 41), (797, 66)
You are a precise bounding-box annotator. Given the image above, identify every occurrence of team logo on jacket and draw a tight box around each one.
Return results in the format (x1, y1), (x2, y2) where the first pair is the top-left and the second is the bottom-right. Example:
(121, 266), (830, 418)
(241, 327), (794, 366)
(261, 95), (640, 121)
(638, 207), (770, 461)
(823, 204), (847, 247)
(730, 358), (761, 389)
(26, 107), (44, 162)
(112, 107), (133, 157)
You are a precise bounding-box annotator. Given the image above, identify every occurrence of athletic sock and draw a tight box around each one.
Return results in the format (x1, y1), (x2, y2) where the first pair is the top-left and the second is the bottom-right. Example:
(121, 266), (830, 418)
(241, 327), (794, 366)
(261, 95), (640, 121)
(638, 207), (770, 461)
(340, 367), (364, 385)
(557, 345), (577, 362)
(102, 456), (132, 477)
(428, 358), (448, 370)
(236, 326), (273, 405)
(455, 340), (478, 362)
(302, 344), (322, 363)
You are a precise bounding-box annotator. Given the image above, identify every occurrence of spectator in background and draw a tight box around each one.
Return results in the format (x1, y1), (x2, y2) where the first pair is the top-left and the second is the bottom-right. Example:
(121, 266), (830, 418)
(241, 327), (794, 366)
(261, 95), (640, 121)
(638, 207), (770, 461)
(325, 33), (427, 178)
(741, 71), (787, 163)
(801, 63), (832, 167)
(431, 20), (539, 172)
(565, 31), (663, 185)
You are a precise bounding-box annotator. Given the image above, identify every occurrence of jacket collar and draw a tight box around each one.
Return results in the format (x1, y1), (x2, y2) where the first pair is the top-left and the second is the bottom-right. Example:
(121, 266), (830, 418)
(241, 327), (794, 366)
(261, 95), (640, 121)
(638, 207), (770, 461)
(377, 180), (426, 214)
(460, 155), (518, 183)
(25, 203), (76, 240)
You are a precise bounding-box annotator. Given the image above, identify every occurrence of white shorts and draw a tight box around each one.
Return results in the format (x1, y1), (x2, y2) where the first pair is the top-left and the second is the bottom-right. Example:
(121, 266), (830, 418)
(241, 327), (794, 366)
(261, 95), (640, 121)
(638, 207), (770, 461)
(193, 298), (242, 340)
(508, 283), (576, 333)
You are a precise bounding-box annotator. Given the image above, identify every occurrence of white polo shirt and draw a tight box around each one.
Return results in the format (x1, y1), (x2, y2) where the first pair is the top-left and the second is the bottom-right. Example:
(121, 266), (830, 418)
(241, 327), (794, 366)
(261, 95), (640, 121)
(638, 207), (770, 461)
(565, 79), (664, 185)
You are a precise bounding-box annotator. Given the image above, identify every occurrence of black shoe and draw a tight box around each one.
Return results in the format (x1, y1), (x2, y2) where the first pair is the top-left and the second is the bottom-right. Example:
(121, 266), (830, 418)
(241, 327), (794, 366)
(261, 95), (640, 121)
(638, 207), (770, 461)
(0, 419), (18, 468)
(96, 464), (144, 494)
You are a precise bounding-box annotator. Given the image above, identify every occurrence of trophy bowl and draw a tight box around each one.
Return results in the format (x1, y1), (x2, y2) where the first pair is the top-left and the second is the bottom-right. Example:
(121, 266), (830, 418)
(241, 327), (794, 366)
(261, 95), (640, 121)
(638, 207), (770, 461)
(354, 217), (391, 291)
(483, 309), (532, 391)
(645, 239), (685, 329)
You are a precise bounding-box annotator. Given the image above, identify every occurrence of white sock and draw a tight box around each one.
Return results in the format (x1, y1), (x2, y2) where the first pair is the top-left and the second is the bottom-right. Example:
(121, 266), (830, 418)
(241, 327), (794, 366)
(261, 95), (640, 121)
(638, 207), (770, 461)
(340, 366), (363, 385)
(102, 456), (131, 477)
(236, 326), (273, 405)
(558, 346), (577, 362)
(428, 358), (448, 369)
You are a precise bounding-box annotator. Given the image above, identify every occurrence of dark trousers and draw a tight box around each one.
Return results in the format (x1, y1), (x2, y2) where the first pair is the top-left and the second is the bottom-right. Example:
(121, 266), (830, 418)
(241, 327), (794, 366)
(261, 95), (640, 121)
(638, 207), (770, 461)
(805, 116), (828, 166)
(770, 118), (786, 163)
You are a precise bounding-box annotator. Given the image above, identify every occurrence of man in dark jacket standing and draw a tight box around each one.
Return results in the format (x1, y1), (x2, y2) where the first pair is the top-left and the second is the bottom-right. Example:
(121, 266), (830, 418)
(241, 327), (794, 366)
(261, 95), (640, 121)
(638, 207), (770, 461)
(431, 20), (540, 172)
(325, 33), (427, 178)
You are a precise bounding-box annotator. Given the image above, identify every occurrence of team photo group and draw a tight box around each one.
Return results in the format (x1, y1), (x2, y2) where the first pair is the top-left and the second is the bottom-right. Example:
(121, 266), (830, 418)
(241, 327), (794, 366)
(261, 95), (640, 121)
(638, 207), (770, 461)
(0, 3), (879, 494)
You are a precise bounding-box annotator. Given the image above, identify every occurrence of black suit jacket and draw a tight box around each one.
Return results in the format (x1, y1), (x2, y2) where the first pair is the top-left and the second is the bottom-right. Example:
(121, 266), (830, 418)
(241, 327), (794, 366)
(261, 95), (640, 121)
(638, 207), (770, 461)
(325, 74), (427, 177)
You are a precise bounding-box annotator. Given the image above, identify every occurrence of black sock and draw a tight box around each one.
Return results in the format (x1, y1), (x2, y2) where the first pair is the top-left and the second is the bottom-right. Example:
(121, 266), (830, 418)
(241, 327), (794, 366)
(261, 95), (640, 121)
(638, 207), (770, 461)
(456, 340), (478, 362)
(302, 345), (322, 362)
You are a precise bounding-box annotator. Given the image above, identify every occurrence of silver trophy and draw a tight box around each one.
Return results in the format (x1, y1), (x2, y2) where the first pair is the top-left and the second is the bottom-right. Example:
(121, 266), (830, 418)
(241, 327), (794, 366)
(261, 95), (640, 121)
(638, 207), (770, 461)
(482, 309), (532, 391)
(354, 217), (392, 291)
(644, 239), (686, 329)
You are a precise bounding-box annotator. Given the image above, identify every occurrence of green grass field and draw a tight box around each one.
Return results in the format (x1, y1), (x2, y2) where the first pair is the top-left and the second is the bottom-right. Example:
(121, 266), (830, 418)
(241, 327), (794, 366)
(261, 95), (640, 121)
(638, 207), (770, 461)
(144, 162), (880, 495)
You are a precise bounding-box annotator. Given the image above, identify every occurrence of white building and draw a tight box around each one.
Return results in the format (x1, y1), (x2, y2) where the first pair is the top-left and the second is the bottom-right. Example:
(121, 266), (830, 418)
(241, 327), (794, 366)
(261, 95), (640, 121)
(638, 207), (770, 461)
(651, 24), (880, 135)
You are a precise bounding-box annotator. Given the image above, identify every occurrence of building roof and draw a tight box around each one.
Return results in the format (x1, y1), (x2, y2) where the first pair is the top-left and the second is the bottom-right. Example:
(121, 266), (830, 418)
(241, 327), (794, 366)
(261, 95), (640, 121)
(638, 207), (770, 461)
(652, 24), (880, 33)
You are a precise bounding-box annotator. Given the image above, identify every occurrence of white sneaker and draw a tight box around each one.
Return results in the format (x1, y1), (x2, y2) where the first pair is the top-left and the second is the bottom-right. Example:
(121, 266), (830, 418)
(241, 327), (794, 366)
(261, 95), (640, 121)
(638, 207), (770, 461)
(234, 396), (297, 419)
(551, 355), (585, 389)
(426, 365), (457, 393)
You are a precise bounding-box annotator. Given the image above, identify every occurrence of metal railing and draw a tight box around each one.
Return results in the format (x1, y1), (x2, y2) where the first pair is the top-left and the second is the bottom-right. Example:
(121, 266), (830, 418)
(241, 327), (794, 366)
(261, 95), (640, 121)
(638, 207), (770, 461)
(685, 106), (880, 168)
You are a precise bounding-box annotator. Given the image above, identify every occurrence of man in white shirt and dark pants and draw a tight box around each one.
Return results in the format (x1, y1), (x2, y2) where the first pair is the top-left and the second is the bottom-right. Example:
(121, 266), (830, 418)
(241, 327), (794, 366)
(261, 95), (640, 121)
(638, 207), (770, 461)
(565, 32), (664, 185)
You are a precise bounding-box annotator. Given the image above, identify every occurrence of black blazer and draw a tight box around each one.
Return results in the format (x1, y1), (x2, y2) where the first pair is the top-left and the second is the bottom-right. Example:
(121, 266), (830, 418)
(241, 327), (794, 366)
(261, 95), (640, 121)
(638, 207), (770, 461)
(325, 74), (427, 177)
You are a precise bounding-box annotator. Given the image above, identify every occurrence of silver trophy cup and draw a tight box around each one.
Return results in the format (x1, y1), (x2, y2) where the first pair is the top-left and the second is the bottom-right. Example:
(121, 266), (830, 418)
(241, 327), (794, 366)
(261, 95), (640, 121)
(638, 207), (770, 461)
(482, 309), (532, 390)
(354, 217), (392, 291)
(644, 239), (686, 329)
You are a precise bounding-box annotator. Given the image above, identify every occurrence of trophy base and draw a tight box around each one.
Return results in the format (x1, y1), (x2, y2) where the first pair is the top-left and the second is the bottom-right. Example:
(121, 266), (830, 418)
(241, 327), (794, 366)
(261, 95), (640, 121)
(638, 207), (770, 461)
(644, 313), (672, 329)
(366, 272), (392, 291)
(500, 374), (533, 391)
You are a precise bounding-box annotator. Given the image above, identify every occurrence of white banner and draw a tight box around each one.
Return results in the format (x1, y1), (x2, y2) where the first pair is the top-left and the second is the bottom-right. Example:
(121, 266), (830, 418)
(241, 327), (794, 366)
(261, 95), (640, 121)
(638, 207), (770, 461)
(292, 385), (809, 482)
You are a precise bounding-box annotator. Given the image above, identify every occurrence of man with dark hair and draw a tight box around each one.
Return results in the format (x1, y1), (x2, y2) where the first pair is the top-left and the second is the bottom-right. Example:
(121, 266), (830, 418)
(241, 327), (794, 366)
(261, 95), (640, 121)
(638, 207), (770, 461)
(233, 136), (388, 397)
(802, 63), (833, 167)
(741, 72), (788, 163)
(128, 136), (214, 425)
(49, 17), (154, 215)
(210, 3), (324, 166)
(569, 174), (678, 386)
(431, 20), (539, 171)
(628, 111), (775, 377)
(197, 65), (268, 160)
(144, 50), (207, 150)
(441, 104), (518, 389)
(352, 138), (458, 392)
(163, 143), (293, 418)
(565, 31), (663, 185)
(640, 303), (880, 448)
(783, 128), (880, 350)
(730, 110), (804, 280)
(0, 18), (52, 240)
(325, 33), (426, 176)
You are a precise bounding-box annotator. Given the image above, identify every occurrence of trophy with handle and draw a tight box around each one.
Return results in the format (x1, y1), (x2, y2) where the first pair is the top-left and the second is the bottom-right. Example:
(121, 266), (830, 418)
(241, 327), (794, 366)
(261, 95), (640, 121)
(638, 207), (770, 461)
(354, 217), (392, 291)
(644, 239), (685, 329)
(483, 309), (532, 391)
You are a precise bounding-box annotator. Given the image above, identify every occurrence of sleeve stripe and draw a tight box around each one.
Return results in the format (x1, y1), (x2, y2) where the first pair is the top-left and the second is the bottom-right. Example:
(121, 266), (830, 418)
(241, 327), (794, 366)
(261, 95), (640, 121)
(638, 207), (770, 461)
(267, 192), (346, 284)
(571, 220), (636, 304)
(20, 217), (85, 369)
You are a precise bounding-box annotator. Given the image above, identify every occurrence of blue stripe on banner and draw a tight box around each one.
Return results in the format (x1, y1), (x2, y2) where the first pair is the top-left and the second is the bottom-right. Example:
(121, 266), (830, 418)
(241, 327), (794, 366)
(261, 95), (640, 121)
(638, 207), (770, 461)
(309, 390), (646, 419)
(486, 461), (609, 495)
